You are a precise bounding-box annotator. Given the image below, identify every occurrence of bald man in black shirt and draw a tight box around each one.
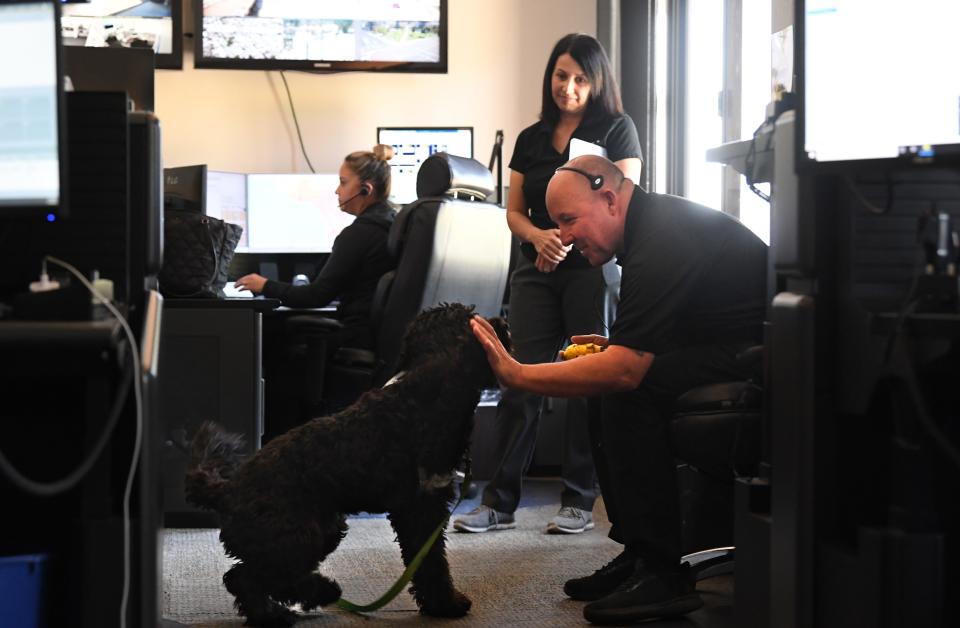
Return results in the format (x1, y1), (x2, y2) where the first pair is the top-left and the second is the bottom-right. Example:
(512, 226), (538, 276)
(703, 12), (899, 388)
(470, 154), (767, 624)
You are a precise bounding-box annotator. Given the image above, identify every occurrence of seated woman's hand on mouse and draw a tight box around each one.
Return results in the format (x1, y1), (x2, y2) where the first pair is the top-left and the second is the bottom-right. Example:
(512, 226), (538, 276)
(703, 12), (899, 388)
(234, 273), (267, 294)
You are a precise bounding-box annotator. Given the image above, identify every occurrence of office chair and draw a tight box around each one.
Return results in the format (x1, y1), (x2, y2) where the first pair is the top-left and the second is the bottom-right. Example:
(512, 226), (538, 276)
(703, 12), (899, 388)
(671, 345), (764, 581)
(322, 152), (513, 405)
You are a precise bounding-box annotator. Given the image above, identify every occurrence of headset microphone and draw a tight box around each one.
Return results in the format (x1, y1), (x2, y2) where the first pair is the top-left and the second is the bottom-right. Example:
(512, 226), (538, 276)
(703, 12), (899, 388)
(338, 184), (371, 208)
(338, 191), (362, 208)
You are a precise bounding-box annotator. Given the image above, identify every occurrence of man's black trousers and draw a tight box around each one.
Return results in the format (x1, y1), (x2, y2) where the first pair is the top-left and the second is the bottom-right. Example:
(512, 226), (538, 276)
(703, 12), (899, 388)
(589, 341), (756, 566)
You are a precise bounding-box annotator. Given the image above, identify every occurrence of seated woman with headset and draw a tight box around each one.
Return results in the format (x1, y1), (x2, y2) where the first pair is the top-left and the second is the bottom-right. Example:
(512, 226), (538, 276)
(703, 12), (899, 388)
(234, 144), (397, 351)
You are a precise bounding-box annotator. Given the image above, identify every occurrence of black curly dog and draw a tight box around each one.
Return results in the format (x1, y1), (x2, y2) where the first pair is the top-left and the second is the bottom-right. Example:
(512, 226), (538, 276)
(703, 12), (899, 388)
(185, 303), (511, 627)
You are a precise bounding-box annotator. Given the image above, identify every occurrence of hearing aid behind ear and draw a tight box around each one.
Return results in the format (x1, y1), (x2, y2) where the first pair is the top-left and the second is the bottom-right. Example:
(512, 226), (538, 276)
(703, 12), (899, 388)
(555, 166), (603, 190)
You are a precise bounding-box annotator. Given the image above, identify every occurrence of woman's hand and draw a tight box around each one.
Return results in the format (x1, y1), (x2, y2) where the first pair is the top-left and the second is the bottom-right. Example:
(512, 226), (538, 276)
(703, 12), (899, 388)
(531, 228), (570, 269)
(234, 273), (267, 294)
(535, 253), (559, 273)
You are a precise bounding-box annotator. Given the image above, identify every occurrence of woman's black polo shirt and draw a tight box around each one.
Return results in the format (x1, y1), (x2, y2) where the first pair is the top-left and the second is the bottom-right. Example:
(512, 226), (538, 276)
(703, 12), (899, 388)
(509, 113), (642, 269)
(609, 187), (767, 355)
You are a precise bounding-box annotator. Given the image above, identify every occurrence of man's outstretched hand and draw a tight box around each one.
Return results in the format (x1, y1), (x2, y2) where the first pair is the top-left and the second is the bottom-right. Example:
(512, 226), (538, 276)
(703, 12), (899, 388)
(470, 315), (520, 388)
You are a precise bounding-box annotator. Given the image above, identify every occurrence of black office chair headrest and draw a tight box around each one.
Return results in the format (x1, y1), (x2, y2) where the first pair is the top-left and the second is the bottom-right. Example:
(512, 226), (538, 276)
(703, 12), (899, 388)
(415, 153), (495, 201)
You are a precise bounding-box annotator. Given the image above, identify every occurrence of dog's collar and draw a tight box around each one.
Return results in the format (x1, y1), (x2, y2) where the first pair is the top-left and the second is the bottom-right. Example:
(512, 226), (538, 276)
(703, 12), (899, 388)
(382, 371), (407, 388)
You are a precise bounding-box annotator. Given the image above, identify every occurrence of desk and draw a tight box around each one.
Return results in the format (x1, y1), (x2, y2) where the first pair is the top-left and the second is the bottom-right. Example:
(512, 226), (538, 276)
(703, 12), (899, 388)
(870, 311), (960, 339)
(157, 298), (279, 526)
(256, 304), (342, 440)
(0, 319), (159, 627)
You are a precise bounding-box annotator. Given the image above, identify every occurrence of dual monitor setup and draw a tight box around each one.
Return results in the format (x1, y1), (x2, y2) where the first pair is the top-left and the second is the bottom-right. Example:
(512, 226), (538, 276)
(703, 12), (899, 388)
(164, 126), (474, 256)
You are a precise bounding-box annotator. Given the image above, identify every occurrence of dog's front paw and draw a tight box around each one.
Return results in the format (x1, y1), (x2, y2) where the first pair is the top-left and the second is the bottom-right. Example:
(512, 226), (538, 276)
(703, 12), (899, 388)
(246, 604), (298, 628)
(419, 589), (472, 618)
(299, 576), (342, 611)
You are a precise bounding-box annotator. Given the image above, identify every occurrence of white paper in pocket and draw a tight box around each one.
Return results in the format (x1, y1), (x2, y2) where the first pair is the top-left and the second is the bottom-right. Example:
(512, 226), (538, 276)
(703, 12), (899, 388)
(569, 138), (608, 159)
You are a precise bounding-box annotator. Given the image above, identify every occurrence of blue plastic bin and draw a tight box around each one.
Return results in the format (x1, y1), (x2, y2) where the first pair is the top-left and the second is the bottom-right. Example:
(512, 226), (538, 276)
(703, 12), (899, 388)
(0, 554), (47, 628)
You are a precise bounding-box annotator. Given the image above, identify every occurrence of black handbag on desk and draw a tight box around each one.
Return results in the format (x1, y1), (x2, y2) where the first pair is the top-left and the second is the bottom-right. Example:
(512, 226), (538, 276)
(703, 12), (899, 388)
(158, 210), (243, 298)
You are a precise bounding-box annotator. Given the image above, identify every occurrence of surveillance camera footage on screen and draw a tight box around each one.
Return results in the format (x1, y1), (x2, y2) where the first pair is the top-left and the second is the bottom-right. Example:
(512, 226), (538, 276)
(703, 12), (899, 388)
(60, 0), (175, 56)
(200, 0), (442, 65)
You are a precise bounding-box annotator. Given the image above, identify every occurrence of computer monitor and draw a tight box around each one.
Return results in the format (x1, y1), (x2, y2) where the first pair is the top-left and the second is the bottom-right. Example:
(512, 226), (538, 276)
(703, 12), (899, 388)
(377, 127), (473, 204)
(797, 0), (960, 170)
(0, 0), (67, 218)
(60, 0), (182, 69)
(63, 45), (155, 111)
(244, 174), (352, 254)
(205, 170), (248, 249)
(164, 164), (206, 212)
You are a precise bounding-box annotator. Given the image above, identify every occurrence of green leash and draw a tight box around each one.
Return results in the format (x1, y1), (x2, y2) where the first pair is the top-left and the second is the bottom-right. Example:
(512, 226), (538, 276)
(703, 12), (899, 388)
(334, 463), (472, 615)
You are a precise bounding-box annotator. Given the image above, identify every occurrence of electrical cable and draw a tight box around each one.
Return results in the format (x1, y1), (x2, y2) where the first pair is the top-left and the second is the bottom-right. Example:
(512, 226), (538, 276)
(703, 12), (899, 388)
(43, 256), (143, 628)
(279, 70), (316, 173)
(876, 214), (960, 474)
(844, 174), (894, 215)
(0, 364), (132, 495)
(901, 357), (960, 472)
(882, 220), (930, 364)
(743, 118), (772, 203)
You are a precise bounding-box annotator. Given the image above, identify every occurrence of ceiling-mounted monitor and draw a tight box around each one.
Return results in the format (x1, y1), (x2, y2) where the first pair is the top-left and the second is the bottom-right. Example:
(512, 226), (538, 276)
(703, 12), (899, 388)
(194, 0), (447, 73)
(60, 0), (182, 70)
(796, 0), (960, 171)
(0, 0), (67, 219)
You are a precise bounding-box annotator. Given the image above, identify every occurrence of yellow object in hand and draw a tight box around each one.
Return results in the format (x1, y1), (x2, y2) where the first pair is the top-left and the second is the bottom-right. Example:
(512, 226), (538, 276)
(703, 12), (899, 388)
(561, 343), (604, 360)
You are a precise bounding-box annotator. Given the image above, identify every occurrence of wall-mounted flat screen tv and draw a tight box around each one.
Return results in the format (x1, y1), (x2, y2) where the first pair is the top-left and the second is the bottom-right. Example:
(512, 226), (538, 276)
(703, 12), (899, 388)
(194, 0), (447, 73)
(60, 0), (183, 70)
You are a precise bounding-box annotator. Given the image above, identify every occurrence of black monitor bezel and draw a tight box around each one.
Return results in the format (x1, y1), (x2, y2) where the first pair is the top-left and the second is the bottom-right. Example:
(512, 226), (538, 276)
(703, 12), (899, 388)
(794, 0), (960, 174)
(193, 0), (447, 74)
(163, 164), (208, 212)
(60, 0), (183, 70)
(0, 0), (69, 219)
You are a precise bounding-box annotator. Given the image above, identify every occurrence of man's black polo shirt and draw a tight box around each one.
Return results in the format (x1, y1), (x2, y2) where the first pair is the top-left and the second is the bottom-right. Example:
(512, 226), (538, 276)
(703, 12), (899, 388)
(509, 114), (642, 269)
(609, 187), (767, 355)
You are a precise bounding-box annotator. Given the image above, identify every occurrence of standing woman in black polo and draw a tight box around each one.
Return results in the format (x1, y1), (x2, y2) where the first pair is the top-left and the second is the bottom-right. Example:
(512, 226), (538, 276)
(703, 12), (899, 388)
(454, 34), (642, 534)
(234, 144), (397, 350)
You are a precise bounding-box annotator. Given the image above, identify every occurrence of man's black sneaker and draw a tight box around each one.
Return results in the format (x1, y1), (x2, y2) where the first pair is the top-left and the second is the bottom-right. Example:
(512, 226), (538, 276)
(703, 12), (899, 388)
(563, 549), (638, 601)
(582, 561), (703, 624)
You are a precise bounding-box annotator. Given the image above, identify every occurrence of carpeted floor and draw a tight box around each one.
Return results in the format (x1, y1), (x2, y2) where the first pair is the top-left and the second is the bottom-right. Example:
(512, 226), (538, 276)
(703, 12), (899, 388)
(162, 479), (733, 627)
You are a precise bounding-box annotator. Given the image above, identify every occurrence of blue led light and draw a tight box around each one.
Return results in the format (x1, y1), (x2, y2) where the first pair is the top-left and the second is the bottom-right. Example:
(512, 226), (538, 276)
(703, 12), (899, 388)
(46, 213), (56, 222)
